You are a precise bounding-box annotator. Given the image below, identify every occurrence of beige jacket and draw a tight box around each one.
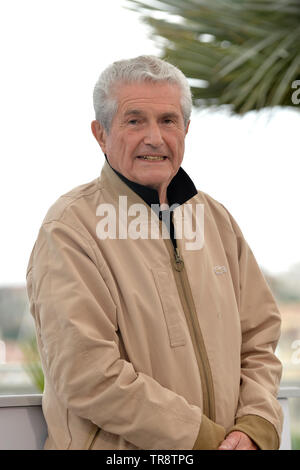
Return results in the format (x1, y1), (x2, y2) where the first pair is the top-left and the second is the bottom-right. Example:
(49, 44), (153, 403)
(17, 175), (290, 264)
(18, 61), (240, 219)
(26, 161), (283, 450)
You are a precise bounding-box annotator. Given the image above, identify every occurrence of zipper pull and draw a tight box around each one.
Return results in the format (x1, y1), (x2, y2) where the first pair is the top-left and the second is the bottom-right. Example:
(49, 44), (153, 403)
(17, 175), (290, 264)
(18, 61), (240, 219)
(174, 247), (184, 272)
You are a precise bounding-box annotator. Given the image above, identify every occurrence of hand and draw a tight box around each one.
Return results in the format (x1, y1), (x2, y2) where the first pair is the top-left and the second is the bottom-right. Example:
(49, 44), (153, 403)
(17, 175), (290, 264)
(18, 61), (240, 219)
(218, 431), (258, 450)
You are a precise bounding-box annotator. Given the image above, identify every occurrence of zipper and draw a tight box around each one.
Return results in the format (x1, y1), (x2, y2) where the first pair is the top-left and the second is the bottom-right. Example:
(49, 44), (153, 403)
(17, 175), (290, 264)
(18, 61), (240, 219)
(162, 224), (216, 421)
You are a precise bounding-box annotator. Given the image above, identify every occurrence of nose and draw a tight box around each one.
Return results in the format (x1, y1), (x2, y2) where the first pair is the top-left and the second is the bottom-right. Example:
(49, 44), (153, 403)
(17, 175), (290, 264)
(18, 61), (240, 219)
(143, 121), (164, 148)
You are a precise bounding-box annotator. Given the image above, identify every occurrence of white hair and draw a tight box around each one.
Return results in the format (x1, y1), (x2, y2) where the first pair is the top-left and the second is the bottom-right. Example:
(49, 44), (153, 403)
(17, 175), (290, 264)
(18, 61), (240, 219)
(93, 55), (192, 133)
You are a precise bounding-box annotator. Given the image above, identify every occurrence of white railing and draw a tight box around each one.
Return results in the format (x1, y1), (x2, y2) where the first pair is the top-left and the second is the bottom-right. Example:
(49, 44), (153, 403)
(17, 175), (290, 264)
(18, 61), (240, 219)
(277, 386), (300, 450)
(0, 394), (47, 450)
(0, 387), (299, 450)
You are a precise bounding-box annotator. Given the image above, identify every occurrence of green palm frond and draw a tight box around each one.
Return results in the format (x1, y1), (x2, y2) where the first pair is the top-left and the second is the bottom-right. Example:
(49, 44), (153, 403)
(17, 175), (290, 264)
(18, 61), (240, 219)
(21, 336), (44, 392)
(125, 0), (300, 113)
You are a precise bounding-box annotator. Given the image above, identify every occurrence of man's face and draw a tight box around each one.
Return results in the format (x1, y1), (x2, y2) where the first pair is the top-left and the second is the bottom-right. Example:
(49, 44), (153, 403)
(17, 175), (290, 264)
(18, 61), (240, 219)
(92, 81), (190, 193)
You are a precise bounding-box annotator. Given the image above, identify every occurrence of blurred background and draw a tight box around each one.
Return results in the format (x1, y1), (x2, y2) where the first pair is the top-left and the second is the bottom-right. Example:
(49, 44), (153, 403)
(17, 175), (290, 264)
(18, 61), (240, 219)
(0, 0), (299, 448)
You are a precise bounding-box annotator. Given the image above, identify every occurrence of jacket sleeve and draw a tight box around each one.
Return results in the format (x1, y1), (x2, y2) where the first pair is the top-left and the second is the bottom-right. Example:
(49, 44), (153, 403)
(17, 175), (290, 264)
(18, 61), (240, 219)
(28, 219), (223, 450)
(223, 209), (284, 449)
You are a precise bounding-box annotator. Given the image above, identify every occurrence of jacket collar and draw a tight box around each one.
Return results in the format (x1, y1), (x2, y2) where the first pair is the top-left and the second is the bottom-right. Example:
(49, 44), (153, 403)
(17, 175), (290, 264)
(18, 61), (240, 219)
(103, 154), (197, 208)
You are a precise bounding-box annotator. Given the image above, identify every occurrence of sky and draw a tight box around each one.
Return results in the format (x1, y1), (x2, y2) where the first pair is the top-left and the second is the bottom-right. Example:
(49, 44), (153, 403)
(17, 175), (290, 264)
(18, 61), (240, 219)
(0, 0), (300, 285)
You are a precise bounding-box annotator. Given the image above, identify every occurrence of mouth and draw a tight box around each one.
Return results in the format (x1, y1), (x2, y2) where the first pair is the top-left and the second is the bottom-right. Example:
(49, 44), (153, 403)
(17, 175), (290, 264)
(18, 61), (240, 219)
(136, 156), (167, 161)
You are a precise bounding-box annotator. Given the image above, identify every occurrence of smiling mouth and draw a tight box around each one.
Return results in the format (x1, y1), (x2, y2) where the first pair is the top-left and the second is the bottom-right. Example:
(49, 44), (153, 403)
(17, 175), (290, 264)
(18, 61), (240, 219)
(137, 156), (167, 161)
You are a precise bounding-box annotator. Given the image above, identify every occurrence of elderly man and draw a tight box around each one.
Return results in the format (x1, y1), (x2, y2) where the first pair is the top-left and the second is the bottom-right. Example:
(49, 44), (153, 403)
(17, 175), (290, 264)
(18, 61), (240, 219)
(26, 55), (283, 450)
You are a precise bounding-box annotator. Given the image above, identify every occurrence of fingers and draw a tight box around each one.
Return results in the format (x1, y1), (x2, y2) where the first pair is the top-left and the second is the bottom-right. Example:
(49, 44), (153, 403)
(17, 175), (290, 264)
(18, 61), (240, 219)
(218, 431), (258, 450)
(234, 433), (258, 450)
(218, 431), (241, 450)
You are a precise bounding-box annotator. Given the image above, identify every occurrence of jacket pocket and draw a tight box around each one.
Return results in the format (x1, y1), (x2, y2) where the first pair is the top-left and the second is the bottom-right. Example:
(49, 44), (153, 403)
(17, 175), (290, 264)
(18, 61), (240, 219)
(151, 267), (186, 348)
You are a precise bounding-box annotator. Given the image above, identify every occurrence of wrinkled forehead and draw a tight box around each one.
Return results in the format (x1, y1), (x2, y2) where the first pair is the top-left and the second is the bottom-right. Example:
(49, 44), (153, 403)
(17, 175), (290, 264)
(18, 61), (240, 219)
(111, 80), (183, 116)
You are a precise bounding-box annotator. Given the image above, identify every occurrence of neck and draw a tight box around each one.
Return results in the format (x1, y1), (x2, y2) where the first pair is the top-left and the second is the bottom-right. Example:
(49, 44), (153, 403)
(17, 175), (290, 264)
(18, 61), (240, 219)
(150, 183), (169, 206)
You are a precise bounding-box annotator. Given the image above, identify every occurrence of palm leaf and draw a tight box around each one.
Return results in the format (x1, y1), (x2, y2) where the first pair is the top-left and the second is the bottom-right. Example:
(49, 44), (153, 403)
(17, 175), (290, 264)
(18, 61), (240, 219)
(125, 0), (300, 113)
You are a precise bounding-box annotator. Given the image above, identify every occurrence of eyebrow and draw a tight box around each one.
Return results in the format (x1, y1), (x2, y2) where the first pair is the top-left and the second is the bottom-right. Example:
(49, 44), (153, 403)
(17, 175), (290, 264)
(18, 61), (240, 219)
(124, 109), (180, 120)
(124, 109), (144, 117)
(160, 112), (180, 120)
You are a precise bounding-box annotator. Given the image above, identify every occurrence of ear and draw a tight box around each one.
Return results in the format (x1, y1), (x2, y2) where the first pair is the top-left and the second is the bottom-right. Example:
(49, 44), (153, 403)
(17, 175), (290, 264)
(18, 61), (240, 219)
(91, 120), (108, 154)
(185, 120), (191, 136)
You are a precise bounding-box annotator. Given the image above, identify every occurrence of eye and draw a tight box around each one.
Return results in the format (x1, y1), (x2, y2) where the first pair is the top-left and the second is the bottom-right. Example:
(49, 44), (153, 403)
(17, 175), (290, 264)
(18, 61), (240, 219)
(128, 119), (139, 125)
(163, 119), (174, 125)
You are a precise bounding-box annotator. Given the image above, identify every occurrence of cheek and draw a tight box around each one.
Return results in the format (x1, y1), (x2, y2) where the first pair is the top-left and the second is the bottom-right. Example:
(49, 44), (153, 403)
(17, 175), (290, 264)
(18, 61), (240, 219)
(116, 134), (141, 167)
(106, 135), (125, 158)
(118, 131), (138, 149)
(169, 134), (185, 156)
(124, 133), (144, 159)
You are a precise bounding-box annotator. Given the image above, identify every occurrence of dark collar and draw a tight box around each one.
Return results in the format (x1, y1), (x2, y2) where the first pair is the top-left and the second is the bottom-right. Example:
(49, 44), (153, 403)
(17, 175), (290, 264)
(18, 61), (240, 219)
(104, 154), (197, 208)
